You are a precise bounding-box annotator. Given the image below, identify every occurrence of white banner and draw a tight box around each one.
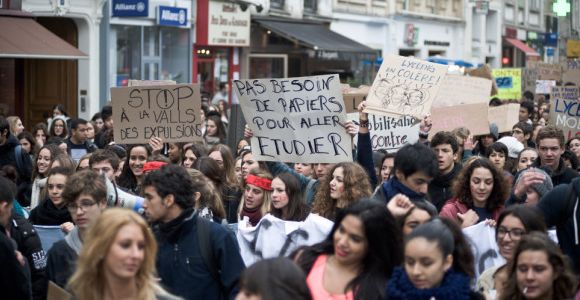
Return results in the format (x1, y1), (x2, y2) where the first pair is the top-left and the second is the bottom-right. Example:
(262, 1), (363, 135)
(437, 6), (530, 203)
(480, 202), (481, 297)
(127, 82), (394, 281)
(462, 222), (505, 277)
(237, 214), (333, 266)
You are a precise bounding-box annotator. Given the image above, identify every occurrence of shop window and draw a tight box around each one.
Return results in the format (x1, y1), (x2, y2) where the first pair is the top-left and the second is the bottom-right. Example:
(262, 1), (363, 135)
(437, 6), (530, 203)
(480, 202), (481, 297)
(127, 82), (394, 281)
(114, 25), (141, 87)
(249, 54), (287, 78)
(304, 0), (317, 12)
(399, 49), (417, 57)
(161, 27), (189, 82)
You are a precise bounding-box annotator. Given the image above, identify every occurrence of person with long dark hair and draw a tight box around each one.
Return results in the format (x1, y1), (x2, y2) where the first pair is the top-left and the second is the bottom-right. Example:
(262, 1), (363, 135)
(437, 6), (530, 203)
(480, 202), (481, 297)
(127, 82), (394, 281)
(270, 172), (310, 221)
(386, 218), (483, 300)
(117, 144), (151, 195)
(193, 157), (237, 223)
(294, 199), (402, 300)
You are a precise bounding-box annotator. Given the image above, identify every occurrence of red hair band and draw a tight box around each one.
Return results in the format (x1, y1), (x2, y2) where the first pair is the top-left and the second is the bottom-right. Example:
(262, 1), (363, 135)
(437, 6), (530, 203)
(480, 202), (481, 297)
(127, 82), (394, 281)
(245, 174), (272, 191)
(143, 161), (167, 173)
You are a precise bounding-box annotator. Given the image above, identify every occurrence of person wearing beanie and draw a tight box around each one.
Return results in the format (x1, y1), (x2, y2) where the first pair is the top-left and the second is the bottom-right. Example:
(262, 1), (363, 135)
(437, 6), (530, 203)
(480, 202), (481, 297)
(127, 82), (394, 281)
(514, 167), (553, 206)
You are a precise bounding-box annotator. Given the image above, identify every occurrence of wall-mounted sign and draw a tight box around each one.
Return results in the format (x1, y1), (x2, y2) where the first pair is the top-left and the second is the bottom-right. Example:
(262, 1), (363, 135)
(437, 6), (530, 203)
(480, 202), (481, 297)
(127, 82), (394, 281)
(157, 6), (188, 28)
(208, 0), (250, 47)
(112, 0), (148, 17)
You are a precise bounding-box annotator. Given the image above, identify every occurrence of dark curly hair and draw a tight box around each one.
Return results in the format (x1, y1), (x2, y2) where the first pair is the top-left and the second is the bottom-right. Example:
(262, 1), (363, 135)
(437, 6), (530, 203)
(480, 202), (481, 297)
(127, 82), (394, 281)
(451, 158), (507, 212)
(312, 162), (372, 221)
(142, 164), (195, 209)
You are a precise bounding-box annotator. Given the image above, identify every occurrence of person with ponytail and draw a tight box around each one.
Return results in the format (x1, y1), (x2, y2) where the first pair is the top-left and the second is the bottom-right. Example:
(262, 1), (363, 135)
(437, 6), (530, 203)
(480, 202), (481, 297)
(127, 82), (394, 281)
(386, 217), (484, 300)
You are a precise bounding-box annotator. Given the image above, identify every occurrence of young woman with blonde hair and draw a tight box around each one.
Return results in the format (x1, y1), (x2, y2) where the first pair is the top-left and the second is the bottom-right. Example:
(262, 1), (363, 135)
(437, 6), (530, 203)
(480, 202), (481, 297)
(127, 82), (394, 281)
(238, 168), (273, 226)
(68, 208), (180, 300)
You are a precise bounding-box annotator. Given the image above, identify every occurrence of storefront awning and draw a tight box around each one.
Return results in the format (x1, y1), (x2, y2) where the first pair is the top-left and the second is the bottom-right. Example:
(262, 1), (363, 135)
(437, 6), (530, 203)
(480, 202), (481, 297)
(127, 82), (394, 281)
(505, 38), (540, 57)
(255, 19), (376, 53)
(0, 16), (87, 59)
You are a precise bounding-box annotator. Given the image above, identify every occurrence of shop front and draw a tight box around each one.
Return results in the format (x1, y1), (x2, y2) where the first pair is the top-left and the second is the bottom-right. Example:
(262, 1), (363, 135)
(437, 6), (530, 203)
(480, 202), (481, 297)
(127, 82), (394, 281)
(104, 0), (193, 97)
(194, 0), (251, 104)
(501, 27), (540, 67)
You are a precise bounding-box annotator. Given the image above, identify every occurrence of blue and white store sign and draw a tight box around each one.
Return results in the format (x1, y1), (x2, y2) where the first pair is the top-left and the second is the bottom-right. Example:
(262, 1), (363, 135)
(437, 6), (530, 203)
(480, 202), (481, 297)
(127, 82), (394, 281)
(157, 6), (188, 28)
(112, 0), (148, 17)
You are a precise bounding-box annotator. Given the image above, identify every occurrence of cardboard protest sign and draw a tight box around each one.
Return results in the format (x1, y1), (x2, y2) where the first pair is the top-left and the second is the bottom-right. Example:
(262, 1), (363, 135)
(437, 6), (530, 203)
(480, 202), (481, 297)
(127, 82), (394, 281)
(522, 68), (538, 94)
(343, 86), (370, 113)
(489, 103), (520, 133)
(237, 214), (333, 266)
(348, 112), (419, 152)
(363, 55), (448, 119)
(535, 63), (562, 81)
(463, 222), (505, 277)
(535, 80), (556, 94)
(467, 64), (498, 96)
(128, 79), (177, 86)
(430, 75), (491, 136)
(563, 59), (580, 87)
(233, 75), (352, 163)
(111, 84), (203, 144)
(492, 68), (522, 100)
(568, 40), (580, 58)
(550, 86), (580, 140)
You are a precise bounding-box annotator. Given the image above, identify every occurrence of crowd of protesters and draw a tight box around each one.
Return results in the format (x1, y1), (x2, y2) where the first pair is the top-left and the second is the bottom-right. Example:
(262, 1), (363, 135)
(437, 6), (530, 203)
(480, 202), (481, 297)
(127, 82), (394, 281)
(0, 91), (579, 300)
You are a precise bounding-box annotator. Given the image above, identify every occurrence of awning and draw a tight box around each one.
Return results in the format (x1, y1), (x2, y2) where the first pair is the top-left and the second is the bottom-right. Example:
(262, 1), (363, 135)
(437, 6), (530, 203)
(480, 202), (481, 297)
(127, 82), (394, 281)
(255, 19), (376, 53)
(0, 16), (87, 59)
(505, 38), (540, 57)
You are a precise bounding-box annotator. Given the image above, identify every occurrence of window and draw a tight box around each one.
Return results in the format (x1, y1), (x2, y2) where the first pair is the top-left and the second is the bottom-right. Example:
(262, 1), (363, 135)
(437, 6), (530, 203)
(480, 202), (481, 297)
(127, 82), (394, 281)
(529, 12), (539, 26)
(518, 8), (524, 25)
(505, 5), (514, 22)
(113, 26), (141, 87)
(271, 0), (284, 10)
(304, 0), (317, 12)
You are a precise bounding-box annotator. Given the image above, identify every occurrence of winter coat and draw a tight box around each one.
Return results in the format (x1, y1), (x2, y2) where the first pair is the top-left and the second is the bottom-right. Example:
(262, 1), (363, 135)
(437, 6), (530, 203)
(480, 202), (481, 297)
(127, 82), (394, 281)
(439, 198), (503, 224)
(428, 163), (462, 212)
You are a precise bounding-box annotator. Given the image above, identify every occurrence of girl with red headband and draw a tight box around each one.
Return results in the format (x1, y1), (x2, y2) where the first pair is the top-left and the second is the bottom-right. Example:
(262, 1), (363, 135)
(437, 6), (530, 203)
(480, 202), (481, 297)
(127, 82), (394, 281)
(238, 169), (273, 226)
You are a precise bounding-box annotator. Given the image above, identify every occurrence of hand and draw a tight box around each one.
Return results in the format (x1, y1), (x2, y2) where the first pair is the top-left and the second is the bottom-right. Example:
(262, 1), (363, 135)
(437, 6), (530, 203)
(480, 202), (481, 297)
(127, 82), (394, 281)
(244, 124), (254, 139)
(60, 222), (75, 233)
(148, 136), (164, 155)
(15, 250), (26, 267)
(513, 169), (546, 198)
(419, 113), (432, 133)
(463, 135), (476, 151)
(457, 209), (479, 228)
(357, 101), (368, 121)
(387, 194), (415, 217)
(343, 120), (358, 138)
(484, 219), (496, 227)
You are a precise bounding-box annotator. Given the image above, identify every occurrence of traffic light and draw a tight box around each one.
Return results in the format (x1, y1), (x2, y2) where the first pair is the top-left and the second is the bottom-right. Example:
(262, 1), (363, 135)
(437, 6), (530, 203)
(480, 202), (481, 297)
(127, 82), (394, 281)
(502, 57), (510, 65)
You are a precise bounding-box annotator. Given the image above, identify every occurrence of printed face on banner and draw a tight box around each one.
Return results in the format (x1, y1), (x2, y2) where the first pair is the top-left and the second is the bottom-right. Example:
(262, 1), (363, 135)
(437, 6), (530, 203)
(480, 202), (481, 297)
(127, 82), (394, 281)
(233, 75), (353, 163)
(550, 86), (580, 140)
(364, 55), (448, 119)
(111, 84), (203, 144)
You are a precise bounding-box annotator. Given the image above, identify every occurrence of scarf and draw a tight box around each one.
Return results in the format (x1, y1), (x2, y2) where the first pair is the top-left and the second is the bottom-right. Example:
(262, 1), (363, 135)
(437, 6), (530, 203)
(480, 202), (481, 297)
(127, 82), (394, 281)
(382, 177), (425, 202)
(30, 198), (72, 226)
(240, 205), (262, 227)
(386, 267), (472, 300)
(64, 226), (83, 255)
(30, 177), (47, 209)
(158, 208), (195, 243)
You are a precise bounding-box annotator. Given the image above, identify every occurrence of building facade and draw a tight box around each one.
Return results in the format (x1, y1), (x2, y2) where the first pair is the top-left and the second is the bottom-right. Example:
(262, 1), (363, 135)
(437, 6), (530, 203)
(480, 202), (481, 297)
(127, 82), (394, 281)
(464, 0), (502, 68)
(501, 0), (545, 67)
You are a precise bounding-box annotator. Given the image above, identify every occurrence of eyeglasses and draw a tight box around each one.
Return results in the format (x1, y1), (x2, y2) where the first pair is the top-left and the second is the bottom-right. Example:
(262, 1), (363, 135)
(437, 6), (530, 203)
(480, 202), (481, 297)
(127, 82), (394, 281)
(67, 200), (97, 213)
(497, 227), (525, 240)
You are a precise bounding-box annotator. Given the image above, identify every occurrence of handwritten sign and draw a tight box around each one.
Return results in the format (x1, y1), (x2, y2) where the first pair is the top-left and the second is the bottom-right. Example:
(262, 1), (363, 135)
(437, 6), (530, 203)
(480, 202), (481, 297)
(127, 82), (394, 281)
(550, 86), (580, 140)
(522, 68), (538, 93)
(433, 74), (492, 107)
(349, 113), (419, 152)
(237, 214), (333, 266)
(492, 68), (522, 100)
(467, 64), (498, 96)
(567, 39), (580, 58)
(128, 79), (176, 87)
(233, 75), (353, 163)
(535, 80), (556, 94)
(364, 55), (448, 119)
(563, 59), (580, 87)
(535, 62), (562, 81)
(463, 222), (505, 277)
(343, 86), (370, 113)
(489, 103), (520, 133)
(111, 84), (203, 144)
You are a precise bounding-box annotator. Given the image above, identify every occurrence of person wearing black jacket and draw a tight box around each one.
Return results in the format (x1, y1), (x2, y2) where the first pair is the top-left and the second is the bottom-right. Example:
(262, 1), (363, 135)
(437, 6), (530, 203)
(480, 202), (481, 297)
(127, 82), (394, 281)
(0, 116), (33, 206)
(428, 132), (462, 212)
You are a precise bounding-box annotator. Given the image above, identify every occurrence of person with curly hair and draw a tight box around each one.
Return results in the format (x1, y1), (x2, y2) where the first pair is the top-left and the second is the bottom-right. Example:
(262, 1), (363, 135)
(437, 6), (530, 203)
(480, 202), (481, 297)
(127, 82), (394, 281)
(312, 162), (372, 221)
(440, 158), (508, 228)
(500, 232), (577, 300)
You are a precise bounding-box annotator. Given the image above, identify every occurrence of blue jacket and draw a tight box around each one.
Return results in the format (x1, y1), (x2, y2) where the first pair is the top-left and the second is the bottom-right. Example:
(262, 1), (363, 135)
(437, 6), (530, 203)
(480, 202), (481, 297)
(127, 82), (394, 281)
(154, 210), (245, 300)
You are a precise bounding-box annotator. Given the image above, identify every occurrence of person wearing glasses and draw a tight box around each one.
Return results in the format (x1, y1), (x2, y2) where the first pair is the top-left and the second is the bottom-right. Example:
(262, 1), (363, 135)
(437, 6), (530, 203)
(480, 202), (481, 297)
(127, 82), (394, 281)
(477, 205), (547, 299)
(46, 170), (108, 288)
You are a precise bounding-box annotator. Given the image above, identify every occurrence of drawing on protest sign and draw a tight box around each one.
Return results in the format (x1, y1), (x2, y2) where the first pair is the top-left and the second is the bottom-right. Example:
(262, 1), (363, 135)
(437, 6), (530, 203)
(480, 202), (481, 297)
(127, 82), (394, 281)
(492, 68), (522, 100)
(430, 75), (491, 136)
(237, 214), (333, 266)
(463, 222), (505, 277)
(348, 112), (419, 152)
(111, 84), (203, 144)
(550, 86), (580, 140)
(563, 59), (580, 87)
(535, 80), (556, 94)
(489, 103), (520, 133)
(364, 55), (448, 119)
(233, 75), (353, 163)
